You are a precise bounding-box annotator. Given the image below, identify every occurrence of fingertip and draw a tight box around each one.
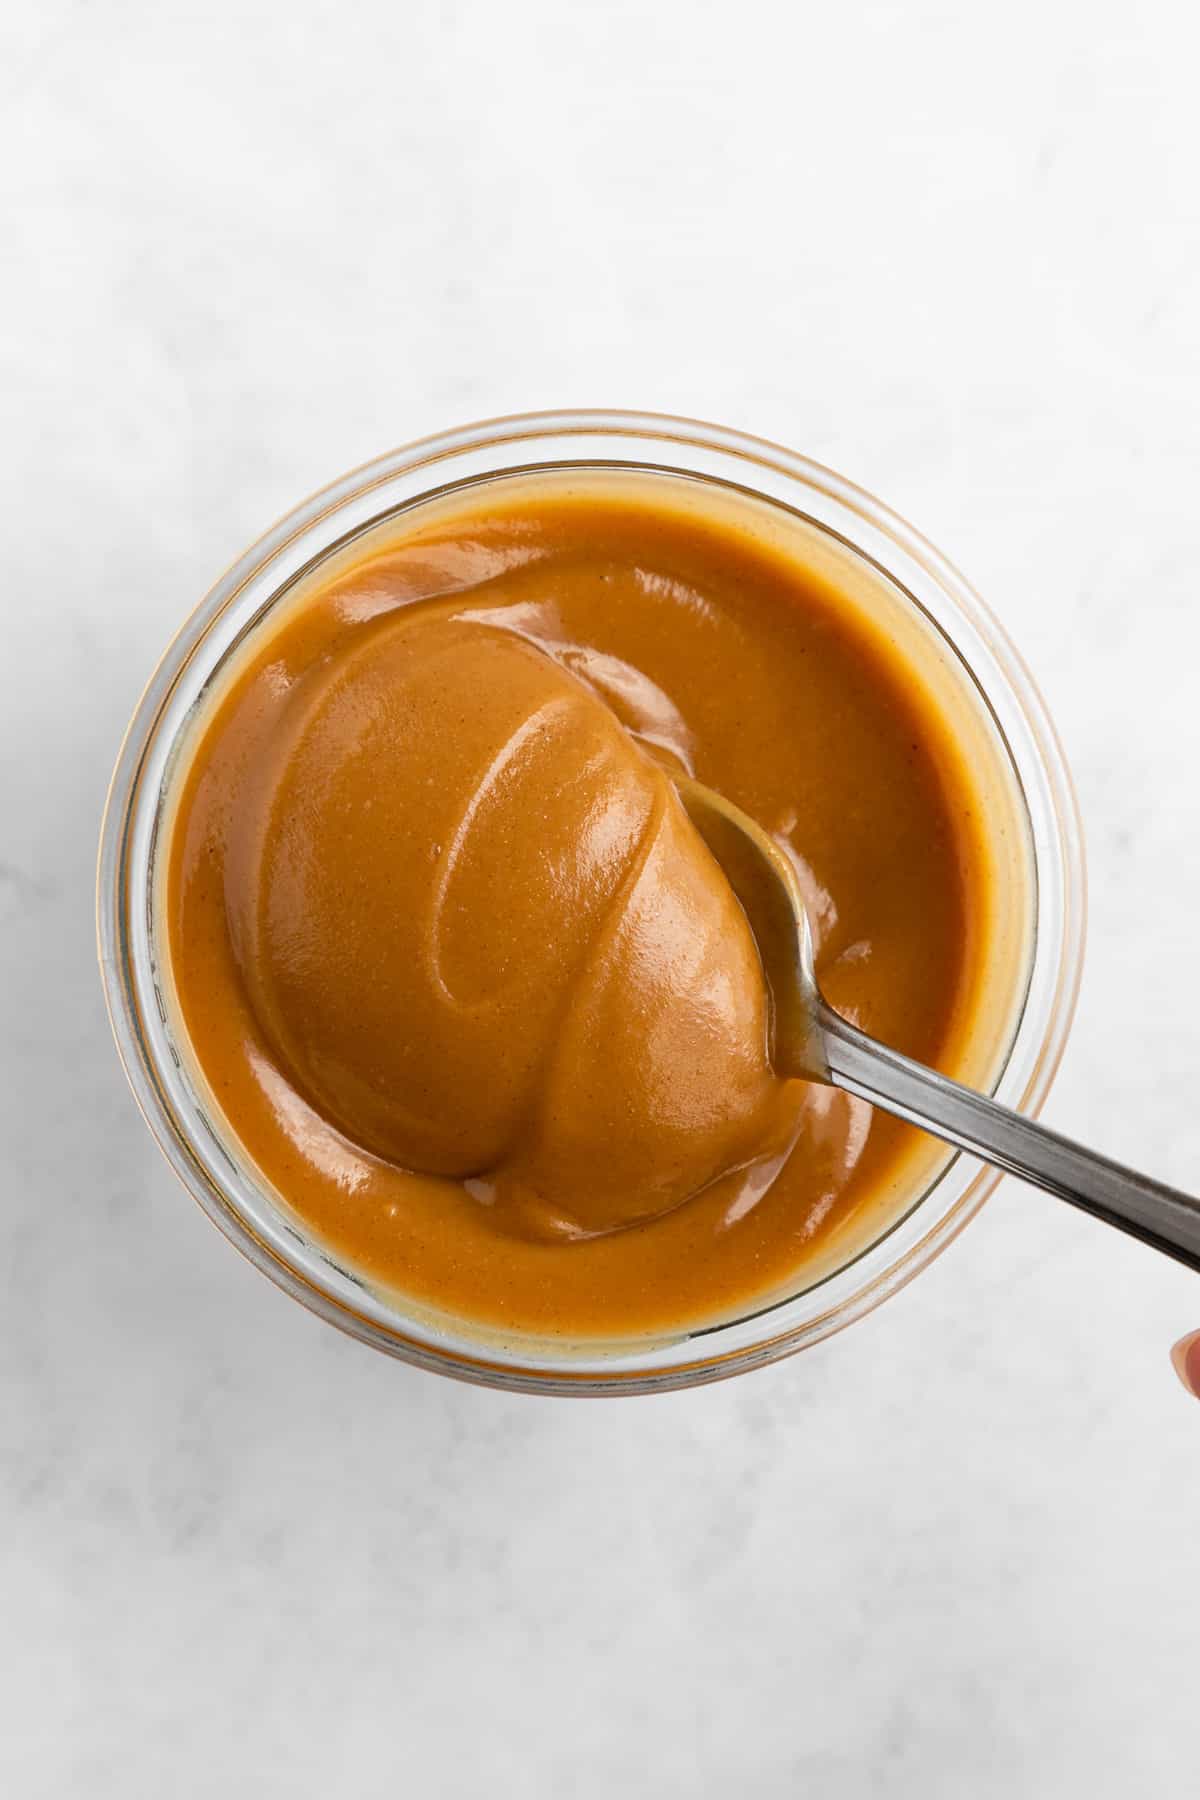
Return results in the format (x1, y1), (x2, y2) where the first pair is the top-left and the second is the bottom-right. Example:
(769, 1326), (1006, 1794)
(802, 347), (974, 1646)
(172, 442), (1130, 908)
(1170, 1330), (1200, 1398)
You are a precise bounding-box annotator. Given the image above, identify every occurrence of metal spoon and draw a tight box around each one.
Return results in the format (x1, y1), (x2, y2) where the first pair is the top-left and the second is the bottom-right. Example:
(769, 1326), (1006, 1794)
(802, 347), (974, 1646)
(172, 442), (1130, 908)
(677, 774), (1200, 1273)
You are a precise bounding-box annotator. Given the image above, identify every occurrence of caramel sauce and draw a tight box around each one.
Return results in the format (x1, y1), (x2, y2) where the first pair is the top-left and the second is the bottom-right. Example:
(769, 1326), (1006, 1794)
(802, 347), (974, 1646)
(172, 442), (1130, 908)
(165, 473), (992, 1340)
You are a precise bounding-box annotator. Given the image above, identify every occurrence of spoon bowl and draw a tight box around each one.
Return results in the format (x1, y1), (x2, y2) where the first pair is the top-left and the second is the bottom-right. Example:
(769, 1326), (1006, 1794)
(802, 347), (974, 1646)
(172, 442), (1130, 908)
(676, 774), (826, 1081)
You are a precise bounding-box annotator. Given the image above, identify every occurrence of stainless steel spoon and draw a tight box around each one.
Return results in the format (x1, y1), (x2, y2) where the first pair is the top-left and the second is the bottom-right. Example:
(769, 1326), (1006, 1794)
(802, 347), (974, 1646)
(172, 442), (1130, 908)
(678, 774), (1200, 1273)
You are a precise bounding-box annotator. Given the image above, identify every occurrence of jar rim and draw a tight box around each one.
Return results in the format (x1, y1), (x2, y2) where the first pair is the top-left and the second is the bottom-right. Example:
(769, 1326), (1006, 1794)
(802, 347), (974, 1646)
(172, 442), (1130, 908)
(97, 409), (1086, 1394)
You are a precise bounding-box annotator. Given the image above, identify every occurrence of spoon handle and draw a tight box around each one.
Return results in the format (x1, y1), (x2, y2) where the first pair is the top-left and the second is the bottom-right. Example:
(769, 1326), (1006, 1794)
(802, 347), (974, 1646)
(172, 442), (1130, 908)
(818, 1003), (1200, 1274)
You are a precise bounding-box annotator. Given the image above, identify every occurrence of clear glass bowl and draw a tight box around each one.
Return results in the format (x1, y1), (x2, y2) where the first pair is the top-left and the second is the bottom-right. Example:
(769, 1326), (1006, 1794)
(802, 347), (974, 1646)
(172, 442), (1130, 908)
(97, 410), (1085, 1394)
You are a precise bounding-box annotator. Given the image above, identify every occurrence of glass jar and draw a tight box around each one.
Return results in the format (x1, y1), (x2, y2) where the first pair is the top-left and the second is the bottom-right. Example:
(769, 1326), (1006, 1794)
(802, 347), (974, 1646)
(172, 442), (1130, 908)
(97, 410), (1085, 1393)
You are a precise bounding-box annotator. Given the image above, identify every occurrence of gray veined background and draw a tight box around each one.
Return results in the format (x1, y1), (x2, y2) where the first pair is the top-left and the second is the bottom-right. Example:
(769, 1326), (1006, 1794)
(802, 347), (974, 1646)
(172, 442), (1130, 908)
(3, 2), (1199, 1795)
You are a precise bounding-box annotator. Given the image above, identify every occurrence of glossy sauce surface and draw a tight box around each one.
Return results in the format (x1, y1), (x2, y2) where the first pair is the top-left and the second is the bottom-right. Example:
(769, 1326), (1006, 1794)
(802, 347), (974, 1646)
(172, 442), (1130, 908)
(165, 474), (991, 1340)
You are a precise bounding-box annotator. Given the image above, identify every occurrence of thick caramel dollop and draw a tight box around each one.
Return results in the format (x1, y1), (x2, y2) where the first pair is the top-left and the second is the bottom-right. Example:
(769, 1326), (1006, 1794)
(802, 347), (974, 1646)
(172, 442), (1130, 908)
(227, 611), (785, 1235)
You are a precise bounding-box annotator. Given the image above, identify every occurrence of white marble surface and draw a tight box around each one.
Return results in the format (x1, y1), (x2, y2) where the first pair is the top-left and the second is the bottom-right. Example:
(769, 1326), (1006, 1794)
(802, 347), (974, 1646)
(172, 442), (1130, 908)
(4, 2), (1200, 1793)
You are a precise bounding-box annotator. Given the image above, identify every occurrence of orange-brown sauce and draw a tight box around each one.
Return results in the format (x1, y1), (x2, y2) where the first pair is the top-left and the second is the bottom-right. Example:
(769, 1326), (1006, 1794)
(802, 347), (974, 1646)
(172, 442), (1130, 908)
(166, 475), (989, 1339)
